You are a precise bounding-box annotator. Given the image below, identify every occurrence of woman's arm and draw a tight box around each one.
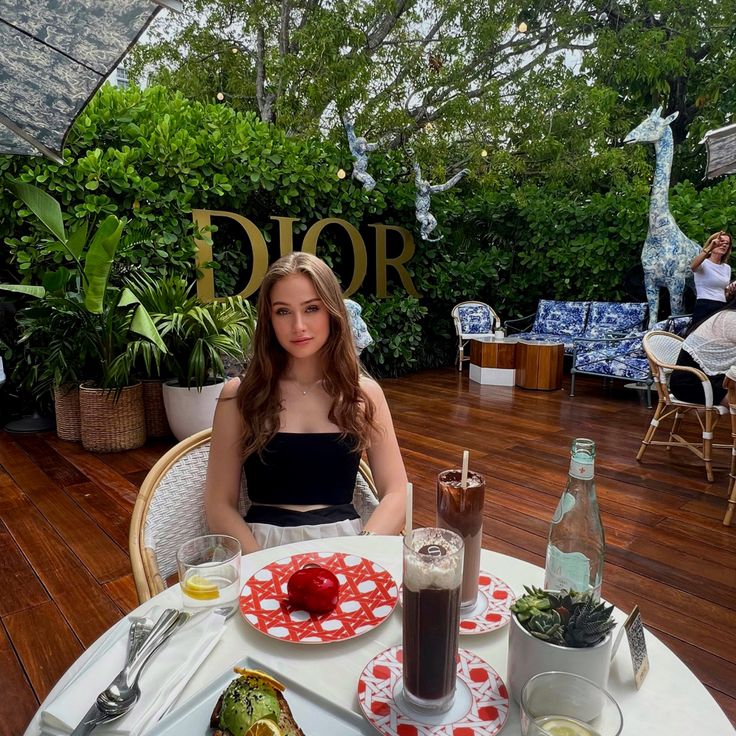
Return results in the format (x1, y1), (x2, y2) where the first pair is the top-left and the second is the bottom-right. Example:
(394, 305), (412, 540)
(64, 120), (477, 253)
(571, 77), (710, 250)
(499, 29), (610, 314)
(204, 377), (261, 554)
(691, 235), (716, 272)
(361, 378), (408, 535)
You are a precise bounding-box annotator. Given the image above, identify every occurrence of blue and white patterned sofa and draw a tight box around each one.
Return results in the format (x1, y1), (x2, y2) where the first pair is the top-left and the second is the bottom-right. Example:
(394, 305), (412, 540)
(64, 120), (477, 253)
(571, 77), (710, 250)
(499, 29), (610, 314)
(570, 313), (691, 407)
(505, 300), (648, 353)
(505, 299), (690, 407)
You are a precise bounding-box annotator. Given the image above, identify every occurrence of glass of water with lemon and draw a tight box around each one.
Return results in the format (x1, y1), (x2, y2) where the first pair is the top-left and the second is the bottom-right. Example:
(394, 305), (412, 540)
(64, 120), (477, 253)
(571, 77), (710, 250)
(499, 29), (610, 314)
(176, 534), (241, 615)
(520, 671), (623, 736)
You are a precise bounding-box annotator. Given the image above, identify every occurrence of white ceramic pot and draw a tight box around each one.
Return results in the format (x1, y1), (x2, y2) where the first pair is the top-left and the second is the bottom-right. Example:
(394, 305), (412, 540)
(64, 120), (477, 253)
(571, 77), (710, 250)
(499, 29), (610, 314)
(162, 380), (225, 441)
(506, 612), (613, 704)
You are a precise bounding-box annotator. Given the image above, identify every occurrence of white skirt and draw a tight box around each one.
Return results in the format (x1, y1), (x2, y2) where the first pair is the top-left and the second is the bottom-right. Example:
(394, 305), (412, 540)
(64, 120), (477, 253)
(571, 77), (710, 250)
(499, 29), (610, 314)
(248, 517), (362, 550)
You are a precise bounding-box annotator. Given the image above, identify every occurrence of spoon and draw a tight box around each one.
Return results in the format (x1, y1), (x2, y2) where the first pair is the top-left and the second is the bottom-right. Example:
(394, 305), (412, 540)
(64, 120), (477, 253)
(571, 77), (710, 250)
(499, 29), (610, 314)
(97, 609), (190, 712)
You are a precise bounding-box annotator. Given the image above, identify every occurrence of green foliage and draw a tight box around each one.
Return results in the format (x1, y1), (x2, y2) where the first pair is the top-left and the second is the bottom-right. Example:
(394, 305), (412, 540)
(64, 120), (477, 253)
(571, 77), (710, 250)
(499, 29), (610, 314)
(127, 272), (256, 388)
(3, 84), (736, 382)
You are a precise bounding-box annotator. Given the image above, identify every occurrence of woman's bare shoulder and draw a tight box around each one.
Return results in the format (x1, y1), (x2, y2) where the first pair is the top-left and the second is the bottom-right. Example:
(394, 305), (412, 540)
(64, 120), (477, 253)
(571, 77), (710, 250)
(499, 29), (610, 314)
(359, 375), (386, 402)
(220, 376), (242, 400)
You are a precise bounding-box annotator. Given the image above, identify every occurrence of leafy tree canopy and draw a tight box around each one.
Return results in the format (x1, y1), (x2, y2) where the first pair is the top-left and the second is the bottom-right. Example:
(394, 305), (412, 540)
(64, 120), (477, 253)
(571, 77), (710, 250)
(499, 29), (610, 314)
(130, 0), (736, 187)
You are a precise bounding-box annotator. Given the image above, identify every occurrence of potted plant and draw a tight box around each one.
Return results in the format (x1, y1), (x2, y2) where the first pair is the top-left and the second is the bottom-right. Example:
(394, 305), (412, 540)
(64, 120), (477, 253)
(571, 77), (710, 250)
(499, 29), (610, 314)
(1, 180), (166, 450)
(127, 272), (255, 441)
(507, 587), (616, 703)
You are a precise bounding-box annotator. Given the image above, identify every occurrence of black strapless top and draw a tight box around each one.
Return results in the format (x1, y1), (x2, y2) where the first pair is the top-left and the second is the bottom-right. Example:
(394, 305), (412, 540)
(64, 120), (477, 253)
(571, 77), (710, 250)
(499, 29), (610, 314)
(244, 432), (360, 505)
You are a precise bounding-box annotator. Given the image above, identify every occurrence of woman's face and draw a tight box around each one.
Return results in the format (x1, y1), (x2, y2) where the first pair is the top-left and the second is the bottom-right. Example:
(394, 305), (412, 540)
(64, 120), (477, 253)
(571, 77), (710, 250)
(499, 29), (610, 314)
(712, 232), (732, 258)
(269, 273), (331, 360)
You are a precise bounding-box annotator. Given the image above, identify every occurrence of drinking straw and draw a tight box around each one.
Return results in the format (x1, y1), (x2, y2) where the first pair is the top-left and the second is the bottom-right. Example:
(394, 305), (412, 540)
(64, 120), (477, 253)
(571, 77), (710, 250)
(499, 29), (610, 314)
(405, 482), (413, 541)
(461, 450), (469, 489)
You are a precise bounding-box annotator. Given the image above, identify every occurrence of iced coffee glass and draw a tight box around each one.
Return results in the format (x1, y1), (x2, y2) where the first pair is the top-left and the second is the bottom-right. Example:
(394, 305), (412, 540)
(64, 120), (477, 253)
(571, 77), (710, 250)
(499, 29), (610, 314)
(402, 527), (464, 713)
(437, 469), (486, 610)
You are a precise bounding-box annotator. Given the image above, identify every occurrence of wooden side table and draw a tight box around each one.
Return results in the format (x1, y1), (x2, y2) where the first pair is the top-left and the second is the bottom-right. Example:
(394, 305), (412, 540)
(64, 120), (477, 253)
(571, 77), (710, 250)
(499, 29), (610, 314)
(469, 337), (518, 386)
(515, 339), (564, 390)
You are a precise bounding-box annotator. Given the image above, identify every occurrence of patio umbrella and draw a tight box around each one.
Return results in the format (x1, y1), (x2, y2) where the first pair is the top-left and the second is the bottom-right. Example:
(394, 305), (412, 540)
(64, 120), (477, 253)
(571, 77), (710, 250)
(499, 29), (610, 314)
(0, 0), (181, 164)
(700, 122), (736, 179)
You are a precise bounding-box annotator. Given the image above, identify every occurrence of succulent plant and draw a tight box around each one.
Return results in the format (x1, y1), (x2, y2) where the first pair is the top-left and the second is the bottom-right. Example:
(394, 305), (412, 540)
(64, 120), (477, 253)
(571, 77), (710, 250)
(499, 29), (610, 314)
(563, 595), (616, 647)
(511, 587), (615, 648)
(509, 585), (551, 622)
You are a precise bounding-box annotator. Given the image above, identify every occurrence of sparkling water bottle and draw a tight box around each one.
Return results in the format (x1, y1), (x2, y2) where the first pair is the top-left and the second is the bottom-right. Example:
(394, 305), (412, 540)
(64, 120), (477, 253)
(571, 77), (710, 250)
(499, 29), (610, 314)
(544, 438), (604, 598)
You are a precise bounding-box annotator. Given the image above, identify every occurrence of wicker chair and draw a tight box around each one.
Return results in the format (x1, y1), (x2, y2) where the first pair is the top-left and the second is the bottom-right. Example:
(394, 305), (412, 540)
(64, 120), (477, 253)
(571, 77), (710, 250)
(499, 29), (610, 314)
(451, 301), (502, 371)
(636, 330), (728, 482)
(129, 428), (380, 603)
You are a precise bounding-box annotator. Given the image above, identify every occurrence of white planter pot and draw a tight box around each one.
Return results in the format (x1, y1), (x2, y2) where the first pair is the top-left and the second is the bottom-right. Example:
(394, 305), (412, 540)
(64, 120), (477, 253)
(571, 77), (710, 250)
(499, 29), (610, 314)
(162, 380), (225, 441)
(507, 612), (613, 704)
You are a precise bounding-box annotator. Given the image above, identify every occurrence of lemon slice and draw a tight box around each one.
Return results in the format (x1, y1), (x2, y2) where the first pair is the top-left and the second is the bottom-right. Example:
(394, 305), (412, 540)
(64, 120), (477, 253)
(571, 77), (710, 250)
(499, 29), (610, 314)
(233, 667), (286, 692)
(540, 718), (594, 736)
(245, 719), (282, 736)
(181, 575), (219, 600)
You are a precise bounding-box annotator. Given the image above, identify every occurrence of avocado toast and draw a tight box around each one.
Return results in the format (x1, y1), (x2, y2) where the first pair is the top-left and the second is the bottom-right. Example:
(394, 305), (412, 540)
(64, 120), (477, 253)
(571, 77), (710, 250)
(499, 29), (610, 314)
(210, 668), (305, 736)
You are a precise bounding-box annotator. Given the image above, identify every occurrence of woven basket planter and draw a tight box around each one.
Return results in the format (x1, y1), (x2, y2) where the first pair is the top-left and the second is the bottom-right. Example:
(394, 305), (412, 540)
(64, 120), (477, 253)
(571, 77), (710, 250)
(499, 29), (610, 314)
(79, 381), (146, 452)
(53, 384), (81, 442)
(141, 379), (172, 438)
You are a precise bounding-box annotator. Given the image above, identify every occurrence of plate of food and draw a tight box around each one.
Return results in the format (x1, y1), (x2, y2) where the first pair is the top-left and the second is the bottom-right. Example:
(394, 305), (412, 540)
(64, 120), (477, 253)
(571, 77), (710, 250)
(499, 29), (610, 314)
(154, 657), (374, 735)
(239, 551), (398, 643)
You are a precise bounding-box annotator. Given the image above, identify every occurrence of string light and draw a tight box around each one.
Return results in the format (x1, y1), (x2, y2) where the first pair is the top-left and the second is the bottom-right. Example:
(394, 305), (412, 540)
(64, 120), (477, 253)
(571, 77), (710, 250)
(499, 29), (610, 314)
(231, 47), (238, 54)
(337, 168), (346, 179)
(216, 92), (225, 101)
(425, 122), (434, 131)
(518, 21), (528, 33)
(481, 149), (488, 157)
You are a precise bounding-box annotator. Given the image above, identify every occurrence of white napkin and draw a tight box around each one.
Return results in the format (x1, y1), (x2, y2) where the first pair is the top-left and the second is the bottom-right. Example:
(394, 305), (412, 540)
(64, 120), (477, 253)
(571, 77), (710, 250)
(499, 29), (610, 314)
(40, 609), (226, 736)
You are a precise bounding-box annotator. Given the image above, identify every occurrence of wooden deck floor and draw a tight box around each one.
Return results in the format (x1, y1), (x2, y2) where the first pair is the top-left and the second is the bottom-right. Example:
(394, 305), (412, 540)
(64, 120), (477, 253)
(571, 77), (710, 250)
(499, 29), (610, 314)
(2, 369), (735, 735)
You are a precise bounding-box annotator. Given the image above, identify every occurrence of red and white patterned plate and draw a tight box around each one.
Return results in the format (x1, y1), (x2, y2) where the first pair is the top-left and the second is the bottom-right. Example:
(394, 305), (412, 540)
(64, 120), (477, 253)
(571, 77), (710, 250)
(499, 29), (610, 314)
(358, 646), (509, 736)
(459, 571), (515, 635)
(239, 551), (398, 643)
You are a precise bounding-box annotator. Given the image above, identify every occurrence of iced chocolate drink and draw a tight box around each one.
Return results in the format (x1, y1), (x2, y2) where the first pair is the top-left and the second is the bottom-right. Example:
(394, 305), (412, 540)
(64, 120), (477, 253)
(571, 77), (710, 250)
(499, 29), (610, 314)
(436, 469), (486, 610)
(402, 527), (463, 713)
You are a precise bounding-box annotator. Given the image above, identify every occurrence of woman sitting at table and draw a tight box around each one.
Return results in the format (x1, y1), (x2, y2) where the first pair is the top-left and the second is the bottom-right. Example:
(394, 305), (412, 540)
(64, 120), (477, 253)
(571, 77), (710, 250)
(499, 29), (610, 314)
(689, 230), (735, 326)
(204, 252), (408, 553)
(670, 297), (736, 406)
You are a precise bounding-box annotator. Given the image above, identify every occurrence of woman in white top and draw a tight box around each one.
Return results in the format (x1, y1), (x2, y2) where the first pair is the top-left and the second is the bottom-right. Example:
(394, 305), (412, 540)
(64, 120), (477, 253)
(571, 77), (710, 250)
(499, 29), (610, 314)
(670, 299), (736, 406)
(690, 231), (734, 325)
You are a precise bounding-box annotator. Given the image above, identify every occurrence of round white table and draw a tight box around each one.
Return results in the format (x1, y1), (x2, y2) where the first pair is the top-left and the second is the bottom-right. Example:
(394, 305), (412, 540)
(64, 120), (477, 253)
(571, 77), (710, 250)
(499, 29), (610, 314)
(25, 536), (734, 735)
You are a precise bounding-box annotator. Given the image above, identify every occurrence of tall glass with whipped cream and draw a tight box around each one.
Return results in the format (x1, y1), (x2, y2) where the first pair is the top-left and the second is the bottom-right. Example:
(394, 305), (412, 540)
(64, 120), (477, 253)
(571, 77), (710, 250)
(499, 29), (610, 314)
(402, 527), (464, 713)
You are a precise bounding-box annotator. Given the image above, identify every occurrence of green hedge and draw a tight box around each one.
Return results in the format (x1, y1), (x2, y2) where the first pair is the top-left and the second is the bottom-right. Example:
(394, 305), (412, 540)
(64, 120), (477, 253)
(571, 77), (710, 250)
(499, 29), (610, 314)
(2, 85), (736, 380)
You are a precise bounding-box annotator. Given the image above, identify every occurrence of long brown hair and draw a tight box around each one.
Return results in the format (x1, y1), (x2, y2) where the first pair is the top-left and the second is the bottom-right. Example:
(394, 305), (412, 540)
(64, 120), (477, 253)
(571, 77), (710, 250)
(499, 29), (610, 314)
(237, 252), (377, 458)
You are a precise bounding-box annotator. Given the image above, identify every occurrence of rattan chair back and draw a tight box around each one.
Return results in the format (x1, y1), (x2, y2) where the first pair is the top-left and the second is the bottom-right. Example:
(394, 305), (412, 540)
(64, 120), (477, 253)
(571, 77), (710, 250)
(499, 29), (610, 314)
(637, 330), (728, 482)
(130, 428), (379, 603)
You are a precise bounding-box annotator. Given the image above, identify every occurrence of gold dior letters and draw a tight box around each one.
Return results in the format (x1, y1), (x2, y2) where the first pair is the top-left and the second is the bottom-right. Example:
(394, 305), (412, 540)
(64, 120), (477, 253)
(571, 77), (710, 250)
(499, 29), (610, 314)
(192, 209), (420, 300)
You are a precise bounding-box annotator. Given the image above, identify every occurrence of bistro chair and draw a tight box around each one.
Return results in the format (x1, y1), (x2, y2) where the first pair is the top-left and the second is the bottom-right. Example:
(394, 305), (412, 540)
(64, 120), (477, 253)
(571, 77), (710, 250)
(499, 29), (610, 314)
(129, 428), (379, 603)
(636, 330), (728, 482)
(722, 373), (736, 526)
(451, 301), (502, 371)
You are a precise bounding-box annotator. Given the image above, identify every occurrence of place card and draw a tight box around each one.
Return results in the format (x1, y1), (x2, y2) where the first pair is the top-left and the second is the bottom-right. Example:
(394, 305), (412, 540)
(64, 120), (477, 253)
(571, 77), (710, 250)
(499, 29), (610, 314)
(611, 604), (649, 689)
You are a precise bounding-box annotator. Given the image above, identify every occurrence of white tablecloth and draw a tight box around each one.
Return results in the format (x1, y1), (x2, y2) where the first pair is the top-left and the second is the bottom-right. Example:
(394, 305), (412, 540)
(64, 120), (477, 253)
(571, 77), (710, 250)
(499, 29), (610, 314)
(25, 536), (734, 735)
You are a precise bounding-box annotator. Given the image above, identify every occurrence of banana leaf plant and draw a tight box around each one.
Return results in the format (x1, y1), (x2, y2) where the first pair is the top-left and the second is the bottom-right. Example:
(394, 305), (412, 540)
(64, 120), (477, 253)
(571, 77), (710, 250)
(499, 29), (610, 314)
(1, 180), (166, 391)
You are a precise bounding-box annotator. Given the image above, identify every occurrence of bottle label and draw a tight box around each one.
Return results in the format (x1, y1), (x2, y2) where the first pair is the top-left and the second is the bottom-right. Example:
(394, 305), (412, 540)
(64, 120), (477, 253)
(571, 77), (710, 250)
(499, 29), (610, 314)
(545, 544), (591, 593)
(569, 455), (594, 480)
(551, 492), (576, 523)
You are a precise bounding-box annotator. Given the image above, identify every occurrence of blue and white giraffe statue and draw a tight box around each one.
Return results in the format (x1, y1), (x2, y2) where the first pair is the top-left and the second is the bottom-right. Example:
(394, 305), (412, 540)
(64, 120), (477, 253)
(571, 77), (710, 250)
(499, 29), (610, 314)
(624, 107), (699, 327)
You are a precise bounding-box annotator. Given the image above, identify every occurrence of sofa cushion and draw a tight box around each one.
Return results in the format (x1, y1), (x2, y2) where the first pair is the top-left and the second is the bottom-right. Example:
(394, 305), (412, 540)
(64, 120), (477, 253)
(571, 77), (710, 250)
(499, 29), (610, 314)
(585, 302), (648, 338)
(652, 315), (691, 336)
(532, 300), (590, 338)
(573, 335), (650, 381)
